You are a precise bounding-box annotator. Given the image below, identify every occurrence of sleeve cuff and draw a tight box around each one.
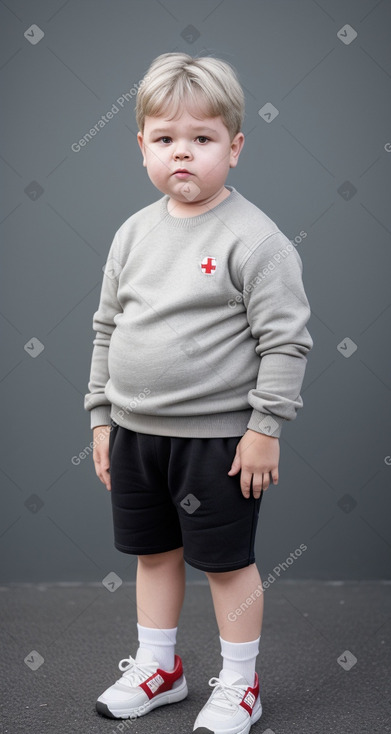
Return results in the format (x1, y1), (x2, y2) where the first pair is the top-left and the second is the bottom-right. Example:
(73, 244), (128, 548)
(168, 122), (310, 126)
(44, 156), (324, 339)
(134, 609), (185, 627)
(247, 410), (284, 438)
(90, 406), (112, 429)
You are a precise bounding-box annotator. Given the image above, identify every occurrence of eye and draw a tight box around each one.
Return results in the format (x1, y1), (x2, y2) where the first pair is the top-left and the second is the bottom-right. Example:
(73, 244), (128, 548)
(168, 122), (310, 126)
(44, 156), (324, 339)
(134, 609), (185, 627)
(156, 135), (210, 144)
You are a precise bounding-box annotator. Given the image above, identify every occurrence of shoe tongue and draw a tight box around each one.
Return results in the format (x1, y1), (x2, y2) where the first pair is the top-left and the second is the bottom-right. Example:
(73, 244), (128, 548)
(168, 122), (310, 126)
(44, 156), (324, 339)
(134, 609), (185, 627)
(135, 647), (159, 665)
(219, 668), (248, 687)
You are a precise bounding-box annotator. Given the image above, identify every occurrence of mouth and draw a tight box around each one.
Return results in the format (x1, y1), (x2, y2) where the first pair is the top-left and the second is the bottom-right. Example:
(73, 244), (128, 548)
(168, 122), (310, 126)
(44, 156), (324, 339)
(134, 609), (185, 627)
(172, 169), (193, 176)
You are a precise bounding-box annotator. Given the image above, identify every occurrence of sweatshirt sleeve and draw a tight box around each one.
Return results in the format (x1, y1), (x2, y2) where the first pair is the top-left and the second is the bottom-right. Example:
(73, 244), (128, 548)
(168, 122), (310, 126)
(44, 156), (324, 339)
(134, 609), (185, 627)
(242, 233), (313, 438)
(84, 232), (123, 429)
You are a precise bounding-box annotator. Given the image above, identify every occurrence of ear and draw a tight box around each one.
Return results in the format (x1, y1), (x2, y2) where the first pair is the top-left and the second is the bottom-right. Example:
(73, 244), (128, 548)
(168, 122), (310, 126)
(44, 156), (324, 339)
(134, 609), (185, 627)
(137, 132), (147, 167)
(229, 132), (245, 169)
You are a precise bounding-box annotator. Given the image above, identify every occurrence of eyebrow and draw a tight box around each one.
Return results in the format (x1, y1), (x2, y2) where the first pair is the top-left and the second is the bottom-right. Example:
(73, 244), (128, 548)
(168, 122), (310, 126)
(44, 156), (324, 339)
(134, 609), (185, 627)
(149, 126), (218, 135)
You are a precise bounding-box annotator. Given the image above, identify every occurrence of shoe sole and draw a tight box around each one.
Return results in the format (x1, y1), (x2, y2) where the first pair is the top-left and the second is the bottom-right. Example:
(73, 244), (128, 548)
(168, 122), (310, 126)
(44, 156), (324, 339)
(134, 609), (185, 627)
(193, 699), (262, 734)
(96, 677), (188, 719)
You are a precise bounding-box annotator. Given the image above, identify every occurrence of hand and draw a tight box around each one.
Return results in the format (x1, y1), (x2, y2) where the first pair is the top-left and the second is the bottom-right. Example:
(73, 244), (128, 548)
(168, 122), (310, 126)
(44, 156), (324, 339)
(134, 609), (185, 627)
(92, 425), (112, 491)
(228, 429), (280, 498)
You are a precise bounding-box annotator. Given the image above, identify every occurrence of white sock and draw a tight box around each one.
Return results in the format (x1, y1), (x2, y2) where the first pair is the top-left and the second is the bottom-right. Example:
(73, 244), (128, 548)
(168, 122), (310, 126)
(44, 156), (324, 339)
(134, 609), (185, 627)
(220, 636), (260, 686)
(137, 623), (177, 671)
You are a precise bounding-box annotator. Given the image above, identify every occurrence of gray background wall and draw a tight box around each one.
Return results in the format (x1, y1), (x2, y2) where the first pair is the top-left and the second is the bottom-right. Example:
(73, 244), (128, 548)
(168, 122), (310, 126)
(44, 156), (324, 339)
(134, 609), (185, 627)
(1, 0), (390, 584)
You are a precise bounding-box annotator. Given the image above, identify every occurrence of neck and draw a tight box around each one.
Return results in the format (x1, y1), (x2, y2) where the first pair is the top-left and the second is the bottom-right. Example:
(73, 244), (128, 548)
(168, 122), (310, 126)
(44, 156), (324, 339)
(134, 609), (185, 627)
(167, 186), (231, 218)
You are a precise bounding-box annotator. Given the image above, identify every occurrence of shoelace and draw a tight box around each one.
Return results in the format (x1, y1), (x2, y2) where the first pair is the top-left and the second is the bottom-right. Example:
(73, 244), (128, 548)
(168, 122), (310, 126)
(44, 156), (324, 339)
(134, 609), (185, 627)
(116, 655), (158, 687)
(207, 676), (247, 711)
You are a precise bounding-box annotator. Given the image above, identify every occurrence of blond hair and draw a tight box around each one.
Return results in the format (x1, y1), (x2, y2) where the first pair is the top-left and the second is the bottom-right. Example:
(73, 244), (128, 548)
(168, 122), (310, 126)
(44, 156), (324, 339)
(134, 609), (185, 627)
(135, 52), (245, 141)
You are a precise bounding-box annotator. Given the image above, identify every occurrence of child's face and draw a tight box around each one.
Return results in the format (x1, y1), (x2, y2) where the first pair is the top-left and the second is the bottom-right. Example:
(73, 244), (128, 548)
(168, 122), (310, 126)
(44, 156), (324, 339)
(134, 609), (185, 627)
(137, 104), (244, 207)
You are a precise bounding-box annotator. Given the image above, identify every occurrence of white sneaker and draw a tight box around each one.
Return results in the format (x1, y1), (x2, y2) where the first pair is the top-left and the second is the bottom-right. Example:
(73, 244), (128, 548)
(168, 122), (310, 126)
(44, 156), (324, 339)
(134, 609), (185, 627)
(96, 647), (188, 719)
(193, 668), (262, 734)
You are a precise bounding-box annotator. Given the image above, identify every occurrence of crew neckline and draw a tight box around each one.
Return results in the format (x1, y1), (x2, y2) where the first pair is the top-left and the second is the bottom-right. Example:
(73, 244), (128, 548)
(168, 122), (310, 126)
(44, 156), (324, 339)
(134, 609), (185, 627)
(159, 185), (239, 228)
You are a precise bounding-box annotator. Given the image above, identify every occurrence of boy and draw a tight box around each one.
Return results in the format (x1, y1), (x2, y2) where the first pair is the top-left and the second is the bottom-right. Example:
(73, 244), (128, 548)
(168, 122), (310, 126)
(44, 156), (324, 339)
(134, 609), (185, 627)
(84, 52), (313, 733)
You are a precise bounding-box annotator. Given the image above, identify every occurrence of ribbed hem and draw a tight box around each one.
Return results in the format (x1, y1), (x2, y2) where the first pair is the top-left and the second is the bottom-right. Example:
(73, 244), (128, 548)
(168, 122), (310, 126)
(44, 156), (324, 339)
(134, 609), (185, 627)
(90, 405), (112, 429)
(90, 404), (285, 438)
(159, 185), (239, 228)
(110, 405), (250, 438)
(247, 409), (284, 438)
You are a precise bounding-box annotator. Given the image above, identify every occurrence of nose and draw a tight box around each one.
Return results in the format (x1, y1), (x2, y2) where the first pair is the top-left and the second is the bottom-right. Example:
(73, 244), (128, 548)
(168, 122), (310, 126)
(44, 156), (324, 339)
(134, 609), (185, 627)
(173, 140), (191, 160)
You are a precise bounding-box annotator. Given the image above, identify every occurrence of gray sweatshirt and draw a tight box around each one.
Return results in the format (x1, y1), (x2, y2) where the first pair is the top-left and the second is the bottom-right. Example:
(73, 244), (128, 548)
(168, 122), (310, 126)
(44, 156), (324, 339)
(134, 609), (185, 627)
(84, 185), (313, 438)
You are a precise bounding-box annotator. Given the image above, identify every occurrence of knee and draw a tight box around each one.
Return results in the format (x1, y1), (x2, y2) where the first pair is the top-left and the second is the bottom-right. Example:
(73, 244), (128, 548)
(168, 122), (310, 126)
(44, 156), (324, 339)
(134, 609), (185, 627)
(204, 569), (237, 584)
(138, 547), (184, 569)
(205, 563), (260, 585)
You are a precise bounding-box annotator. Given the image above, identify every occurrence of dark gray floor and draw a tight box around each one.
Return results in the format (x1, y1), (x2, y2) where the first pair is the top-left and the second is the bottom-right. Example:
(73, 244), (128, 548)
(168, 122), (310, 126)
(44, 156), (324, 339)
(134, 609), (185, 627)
(1, 580), (390, 734)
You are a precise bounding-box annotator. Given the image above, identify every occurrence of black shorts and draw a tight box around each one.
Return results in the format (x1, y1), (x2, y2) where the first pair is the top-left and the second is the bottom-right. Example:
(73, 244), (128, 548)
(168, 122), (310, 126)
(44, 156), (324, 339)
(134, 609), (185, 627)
(108, 420), (263, 573)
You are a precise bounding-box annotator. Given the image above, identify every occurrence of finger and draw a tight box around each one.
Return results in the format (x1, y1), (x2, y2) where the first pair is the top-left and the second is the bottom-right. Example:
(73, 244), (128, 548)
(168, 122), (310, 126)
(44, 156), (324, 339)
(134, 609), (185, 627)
(262, 472), (271, 491)
(240, 471), (252, 498)
(271, 469), (279, 485)
(96, 463), (111, 490)
(102, 466), (111, 491)
(227, 452), (241, 475)
(251, 473), (263, 498)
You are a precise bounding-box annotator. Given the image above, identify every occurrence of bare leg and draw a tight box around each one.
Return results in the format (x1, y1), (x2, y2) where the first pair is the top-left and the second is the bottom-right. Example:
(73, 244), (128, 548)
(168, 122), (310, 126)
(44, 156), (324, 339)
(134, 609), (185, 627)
(136, 547), (186, 628)
(206, 563), (263, 642)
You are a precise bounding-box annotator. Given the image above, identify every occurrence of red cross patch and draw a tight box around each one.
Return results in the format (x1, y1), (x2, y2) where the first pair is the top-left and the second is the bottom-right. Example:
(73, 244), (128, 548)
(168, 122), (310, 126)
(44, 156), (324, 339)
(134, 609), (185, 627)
(200, 256), (216, 275)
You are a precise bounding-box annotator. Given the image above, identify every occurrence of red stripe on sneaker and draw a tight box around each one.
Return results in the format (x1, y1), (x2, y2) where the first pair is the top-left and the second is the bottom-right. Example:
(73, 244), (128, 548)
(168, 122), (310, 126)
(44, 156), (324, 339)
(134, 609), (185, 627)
(239, 673), (259, 716)
(139, 655), (184, 701)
